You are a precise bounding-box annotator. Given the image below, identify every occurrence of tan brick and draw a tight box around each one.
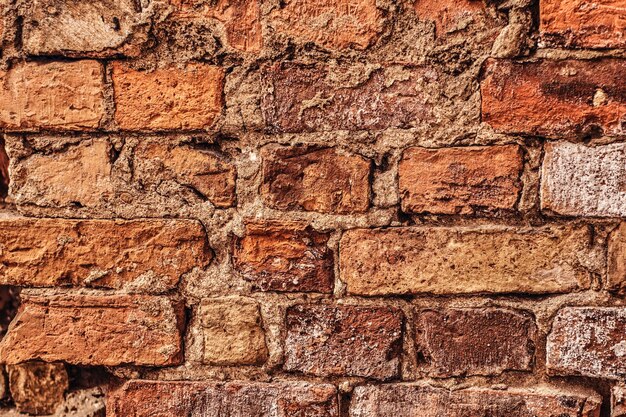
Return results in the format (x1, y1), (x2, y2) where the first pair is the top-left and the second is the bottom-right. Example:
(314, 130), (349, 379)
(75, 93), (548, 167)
(198, 297), (268, 365)
(416, 308), (536, 377)
(112, 62), (224, 131)
(340, 226), (596, 296)
(0, 61), (106, 131)
(481, 58), (626, 137)
(261, 146), (371, 214)
(541, 0), (626, 49)
(23, 0), (150, 57)
(233, 221), (334, 293)
(262, 63), (434, 133)
(349, 384), (602, 417)
(0, 294), (184, 366)
(609, 223), (626, 292)
(8, 362), (68, 415)
(541, 141), (626, 217)
(134, 141), (236, 208)
(107, 380), (338, 416)
(284, 305), (403, 380)
(0, 217), (210, 291)
(267, 0), (383, 50)
(547, 307), (626, 379)
(399, 145), (523, 214)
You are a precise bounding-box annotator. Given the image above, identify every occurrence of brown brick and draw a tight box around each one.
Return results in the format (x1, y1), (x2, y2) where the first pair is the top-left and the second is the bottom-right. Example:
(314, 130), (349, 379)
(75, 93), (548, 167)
(262, 63), (434, 133)
(8, 362), (68, 415)
(609, 223), (626, 292)
(170, 0), (261, 51)
(541, 0), (626, 49)
(0, 139), (7, 201)
(198, 297), (268, 365)
(23, 0), (149, 57)
(0, 217), (210, 291)
(267, 0), (383, 50)
(0, 294), (184, 366)
(134, 141), (236, 208)
(233, 221), (334, 293)
(0, 61), (106, 131)
(112, 62), (224, 131)
(261, 147), (371, 214)
(414, 0), (487, 36)
(415, 308), (536, 377)
(481, 58), (626, 137)
(541, 141), (626, 217)
(399, 145), (523, 214)
(340, 226), (596, 296)
(613, 384), (626, 417)
(107, 380), (338, 416)
(547, 307), (626, 379)
(349, 384), (602, 417)
(284, 305), (403, 380)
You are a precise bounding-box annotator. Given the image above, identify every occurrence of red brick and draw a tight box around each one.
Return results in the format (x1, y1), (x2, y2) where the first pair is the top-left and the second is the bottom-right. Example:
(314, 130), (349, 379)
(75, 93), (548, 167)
(233, 221), (334, 293)
(112, 62), (224, 131)
(349, 384), (602, 416)
(0, 217), (210, 291)
(414, 0), (487, 36)
(609, 223), (626, 293)
(262, 63), (434, 133)
(415, 308), (536, 377)
(284, 305), (403, 380)
(0, 61), (106, 131)
(541, 0), (626, 49)
(261, 146), (371, 214)
(481, 58), (626, 137)
(267, 0), (383, 50)
(399, 145), (523, 214)
(170, 0), (261, 51)
(547, 307), (626, 379)
(107, 380), (339, 416)
(8, 362), (68, 415)
(0, 294), (184, 366)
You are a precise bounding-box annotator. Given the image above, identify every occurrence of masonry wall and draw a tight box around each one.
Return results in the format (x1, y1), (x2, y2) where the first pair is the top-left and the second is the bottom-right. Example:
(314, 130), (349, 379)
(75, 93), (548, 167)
(0, 0), (624, 416)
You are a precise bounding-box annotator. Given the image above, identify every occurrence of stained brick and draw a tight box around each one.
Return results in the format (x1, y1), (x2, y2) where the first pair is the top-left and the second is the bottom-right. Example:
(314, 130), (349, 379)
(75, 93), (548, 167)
(0, 61), (106, 131)
(415, 308), (536, 377)
(541, 0), (626, 49)
(8, 362), (68, 415)
(233, 221), (334, 293)
(541, 141), (626, 217)
(0, 217), (210, 291)
(261, 146), (371, 214)
(340, 226), (596, 296)
(0, 294), (184, 366)
(547, 307), (626, 379)
(284, 305), (403, 380)
(399, 145), (523, 214)
(112, 62), (224, 131)
(481, 58), (626, 137)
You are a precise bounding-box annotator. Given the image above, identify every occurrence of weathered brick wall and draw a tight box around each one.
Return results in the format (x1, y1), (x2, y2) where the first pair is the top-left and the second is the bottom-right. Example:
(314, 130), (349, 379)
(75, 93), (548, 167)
(0, 0), (624, 415)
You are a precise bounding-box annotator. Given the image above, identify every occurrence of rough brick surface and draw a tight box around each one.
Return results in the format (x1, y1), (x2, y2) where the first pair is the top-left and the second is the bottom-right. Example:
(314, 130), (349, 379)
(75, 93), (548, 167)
(22, 0), (150, 57)
(547, 307), (626, 379)
(609, 223), (626, 292)
(233, 221), (334, 293)
(107, 380), (338, 416)
(0, 61), (106, 131)
(0, 294), (184, 366)
(340, 226), (596, 296)
(261, 146), (371, 214)
(284, 305), (403, 380)
(0, 140), (7, 200)
(350, 385), (602, 417)
(399, 145), (523, 214)
(415, 308), (536, 377)
(262, 63), (434, 133)
(541, 0), (626, 48)
(8, 362), (68, 415)
(541, 141), (626, 217)
(197, 297), (268, 365)
(482, 59), (626, 137)
(414, 0), (488, 36)
(112, 62), (224, 131)
(0, 217), (210, 291)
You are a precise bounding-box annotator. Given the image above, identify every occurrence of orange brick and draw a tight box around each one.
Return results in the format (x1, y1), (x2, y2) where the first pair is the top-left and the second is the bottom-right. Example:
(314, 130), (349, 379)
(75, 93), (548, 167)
(414, 0), (486, 35)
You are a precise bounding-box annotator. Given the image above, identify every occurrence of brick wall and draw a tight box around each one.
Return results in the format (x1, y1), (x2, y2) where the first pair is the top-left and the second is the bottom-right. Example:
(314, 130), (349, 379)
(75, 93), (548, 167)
(0, 0), (624, 416)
